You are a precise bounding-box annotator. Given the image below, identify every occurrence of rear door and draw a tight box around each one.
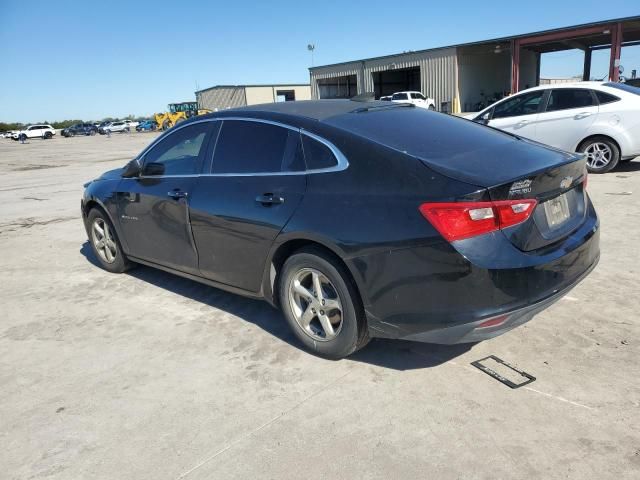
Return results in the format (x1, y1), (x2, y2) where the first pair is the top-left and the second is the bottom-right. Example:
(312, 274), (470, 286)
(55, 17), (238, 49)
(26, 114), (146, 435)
(534, 88), (599, 151)
(189, 119), (306, 292)
(116, 121), (216, 274)
(487, 90), (546, 140)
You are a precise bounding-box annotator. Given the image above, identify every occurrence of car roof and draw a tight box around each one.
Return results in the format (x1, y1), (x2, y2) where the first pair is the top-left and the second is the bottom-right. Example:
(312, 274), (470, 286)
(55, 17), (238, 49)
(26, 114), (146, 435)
(517, 81), (606, 93)
(212, 99), (397, 122)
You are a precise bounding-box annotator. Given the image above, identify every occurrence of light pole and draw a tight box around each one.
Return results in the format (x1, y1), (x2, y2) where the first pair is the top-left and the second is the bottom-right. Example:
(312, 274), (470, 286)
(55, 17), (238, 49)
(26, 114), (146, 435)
(307, 43), (315, 67)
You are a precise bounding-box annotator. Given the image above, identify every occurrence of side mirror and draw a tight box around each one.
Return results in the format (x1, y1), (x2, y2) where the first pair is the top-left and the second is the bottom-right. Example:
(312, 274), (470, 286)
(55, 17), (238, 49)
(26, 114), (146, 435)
(142, 162), (165, 176)
(121, 159), (141, 178)
(475, 111), (491, 125)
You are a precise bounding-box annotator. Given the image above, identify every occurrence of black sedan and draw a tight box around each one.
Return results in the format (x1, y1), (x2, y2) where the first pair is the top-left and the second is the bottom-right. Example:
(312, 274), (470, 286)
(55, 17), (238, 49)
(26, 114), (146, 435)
(62, 123), (97, 137)
(81, 100), (599, 359)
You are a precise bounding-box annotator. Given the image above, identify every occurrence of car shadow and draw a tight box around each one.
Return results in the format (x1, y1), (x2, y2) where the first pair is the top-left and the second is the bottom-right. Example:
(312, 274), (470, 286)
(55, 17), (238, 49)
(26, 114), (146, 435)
(615, 159), (640, 173)
(80, 242), (474, 371)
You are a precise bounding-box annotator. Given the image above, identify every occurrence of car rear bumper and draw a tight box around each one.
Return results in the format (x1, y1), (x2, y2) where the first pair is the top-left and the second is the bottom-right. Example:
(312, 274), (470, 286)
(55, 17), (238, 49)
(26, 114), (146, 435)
(399, 253), (598, 344)
(356, 199), (600, 343)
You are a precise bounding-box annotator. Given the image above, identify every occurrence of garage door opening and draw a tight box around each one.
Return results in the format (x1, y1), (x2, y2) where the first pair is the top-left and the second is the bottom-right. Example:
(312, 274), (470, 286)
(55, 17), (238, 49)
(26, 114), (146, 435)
(317, 75), (357, 99)
(373, 66), (420, 99)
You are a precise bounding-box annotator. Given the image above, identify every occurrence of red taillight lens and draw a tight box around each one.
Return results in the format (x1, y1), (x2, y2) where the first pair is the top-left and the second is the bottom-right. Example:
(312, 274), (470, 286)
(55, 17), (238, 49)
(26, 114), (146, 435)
(419, 199), (537, 242)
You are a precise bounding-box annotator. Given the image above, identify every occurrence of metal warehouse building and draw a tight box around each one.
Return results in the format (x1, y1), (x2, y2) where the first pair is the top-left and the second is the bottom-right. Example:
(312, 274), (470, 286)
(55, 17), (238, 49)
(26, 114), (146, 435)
(196, 84), (311, 111)
(309, 16), (640, 113)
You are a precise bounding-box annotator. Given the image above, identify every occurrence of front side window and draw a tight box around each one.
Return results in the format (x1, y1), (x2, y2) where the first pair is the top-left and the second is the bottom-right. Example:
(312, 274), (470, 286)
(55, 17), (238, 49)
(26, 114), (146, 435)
(545, 89), (595, 112)
(212, 120), (301, 174)
(142, 122), (210, 176)
(492, 91), (545, 119)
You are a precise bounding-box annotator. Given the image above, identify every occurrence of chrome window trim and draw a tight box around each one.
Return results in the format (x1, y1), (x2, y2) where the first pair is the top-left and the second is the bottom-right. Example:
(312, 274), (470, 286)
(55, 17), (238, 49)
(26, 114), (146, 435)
(135, 116), (349, 179)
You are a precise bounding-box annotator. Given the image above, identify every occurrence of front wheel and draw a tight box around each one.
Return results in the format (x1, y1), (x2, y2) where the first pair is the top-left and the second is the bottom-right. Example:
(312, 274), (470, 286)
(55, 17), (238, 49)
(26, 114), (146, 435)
(44, 131), (53, 139)
(579, 136), (620, 174)
(87, 208), (133, 273)
(279, 248), (369, 359)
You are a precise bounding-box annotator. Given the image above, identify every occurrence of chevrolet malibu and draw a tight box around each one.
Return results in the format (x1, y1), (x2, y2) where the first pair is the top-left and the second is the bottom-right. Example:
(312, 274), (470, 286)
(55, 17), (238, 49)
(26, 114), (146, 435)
(81, 100), (599, 359)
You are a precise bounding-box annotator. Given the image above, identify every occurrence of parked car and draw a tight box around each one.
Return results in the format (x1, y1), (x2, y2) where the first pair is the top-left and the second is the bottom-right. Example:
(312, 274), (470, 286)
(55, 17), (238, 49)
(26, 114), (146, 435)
(379, 96), (392, 101)
(471, 82), (640, 173)
(98, 121), (130, 134)
(125, 120), (140, 128)
(81, 100), (599, 359)
(62, 123), (98, 137)
(391, 91), (436, 110)
(11, 124), (56, 140)
(136, 120), (157, 132)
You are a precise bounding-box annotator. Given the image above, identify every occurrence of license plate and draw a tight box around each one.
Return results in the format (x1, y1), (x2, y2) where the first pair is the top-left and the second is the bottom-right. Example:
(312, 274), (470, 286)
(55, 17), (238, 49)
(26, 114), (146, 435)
(544, 193), (571, 229)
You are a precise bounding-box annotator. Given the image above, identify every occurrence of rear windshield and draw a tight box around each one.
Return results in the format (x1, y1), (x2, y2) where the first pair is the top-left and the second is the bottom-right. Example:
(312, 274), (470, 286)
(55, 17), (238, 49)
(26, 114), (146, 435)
(604, 82), (640, 96)
(326, 106), (515, 161)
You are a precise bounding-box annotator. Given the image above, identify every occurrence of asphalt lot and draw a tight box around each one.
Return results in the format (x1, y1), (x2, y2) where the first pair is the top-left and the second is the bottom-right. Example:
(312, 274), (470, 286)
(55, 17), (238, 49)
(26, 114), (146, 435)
(1, 132), (639, 479)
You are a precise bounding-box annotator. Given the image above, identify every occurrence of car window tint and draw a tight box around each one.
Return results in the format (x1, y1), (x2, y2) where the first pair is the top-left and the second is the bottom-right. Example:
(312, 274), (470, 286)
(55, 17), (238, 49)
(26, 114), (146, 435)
(595, 90), (620, 104)
(546, 89), (594, 112)
(282, 131), (305, 172)
(212, 121), (290, 174)
(492, 91), (545, 119)
(393, 93), (408, 100)
(143, 122), (210, 176)
(301, 135), (338, 170)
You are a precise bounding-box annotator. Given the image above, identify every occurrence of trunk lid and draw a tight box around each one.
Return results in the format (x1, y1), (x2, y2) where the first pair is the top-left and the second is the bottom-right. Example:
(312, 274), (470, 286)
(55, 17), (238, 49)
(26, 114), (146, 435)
(416, 138), (588, 251)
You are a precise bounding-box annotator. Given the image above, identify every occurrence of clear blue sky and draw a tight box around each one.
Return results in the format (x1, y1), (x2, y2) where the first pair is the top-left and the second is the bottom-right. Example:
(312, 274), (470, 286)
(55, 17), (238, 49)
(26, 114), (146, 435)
(1, 1), (638, 123)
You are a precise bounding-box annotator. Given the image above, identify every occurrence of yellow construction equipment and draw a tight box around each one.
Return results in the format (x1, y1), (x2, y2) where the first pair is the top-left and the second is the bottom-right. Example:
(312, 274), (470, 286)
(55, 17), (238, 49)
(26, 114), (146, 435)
(154, 102), (211, 131)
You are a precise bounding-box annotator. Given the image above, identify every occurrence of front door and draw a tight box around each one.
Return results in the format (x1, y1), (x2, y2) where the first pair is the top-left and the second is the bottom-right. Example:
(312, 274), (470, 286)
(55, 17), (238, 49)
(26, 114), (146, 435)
(487, 89), (546, 141)
(116, 121), (216, 274)
(189, 119), (307, 292)
(534, 88), (599, 152)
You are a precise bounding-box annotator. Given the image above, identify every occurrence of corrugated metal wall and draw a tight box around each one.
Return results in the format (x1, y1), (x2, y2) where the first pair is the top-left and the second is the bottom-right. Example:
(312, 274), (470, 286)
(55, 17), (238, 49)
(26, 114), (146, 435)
(310, 61), (365, 98)
(196, 87), (247, 111)
(310, 48), (459, 111)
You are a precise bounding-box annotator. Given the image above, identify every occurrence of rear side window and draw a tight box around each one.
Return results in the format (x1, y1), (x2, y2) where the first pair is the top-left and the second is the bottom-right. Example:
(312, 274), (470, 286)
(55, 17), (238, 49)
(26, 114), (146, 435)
(213, 120), (300, 174)
(392, 93), (408, 101)
(411, 93), (425, 100)
(546, 89), (595, 112)
(595, 90), (620, 104)
(301, 135), (338, 170)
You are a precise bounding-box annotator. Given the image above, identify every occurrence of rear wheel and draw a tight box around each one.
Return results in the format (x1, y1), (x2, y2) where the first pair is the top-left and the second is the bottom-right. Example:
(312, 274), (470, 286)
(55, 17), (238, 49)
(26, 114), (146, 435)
(87, 208), (132, 273)
(579, 136), (620, 174)
(279, 248), (369, 359)
(428, 104), (435, 111)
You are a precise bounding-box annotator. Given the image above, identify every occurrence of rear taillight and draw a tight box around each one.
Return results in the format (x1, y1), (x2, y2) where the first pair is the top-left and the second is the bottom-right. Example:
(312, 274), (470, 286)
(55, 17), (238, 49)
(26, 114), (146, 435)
(419, 199), (537, 242)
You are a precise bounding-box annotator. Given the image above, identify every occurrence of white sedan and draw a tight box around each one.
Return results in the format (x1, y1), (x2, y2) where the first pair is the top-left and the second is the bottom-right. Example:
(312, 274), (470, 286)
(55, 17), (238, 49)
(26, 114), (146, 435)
(391, 91), (436, 110)
(471, 82), (640, 173)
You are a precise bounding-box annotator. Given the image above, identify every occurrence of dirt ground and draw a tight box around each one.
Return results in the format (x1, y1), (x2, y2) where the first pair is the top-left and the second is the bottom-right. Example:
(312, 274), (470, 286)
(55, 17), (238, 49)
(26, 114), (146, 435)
(1, 132), (639, 479)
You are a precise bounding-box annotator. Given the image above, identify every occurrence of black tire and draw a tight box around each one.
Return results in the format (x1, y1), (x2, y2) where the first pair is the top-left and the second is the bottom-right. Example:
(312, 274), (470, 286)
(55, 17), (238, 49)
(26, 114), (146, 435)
(18, 133), (27, 142)
(86, 208), (133, 274)
(279, 247), (369, 359)
(428, 104), (435, 111)
(579, 136), (620, 174)
(162, 120), (171, 131)
(44, 131), (52, 139)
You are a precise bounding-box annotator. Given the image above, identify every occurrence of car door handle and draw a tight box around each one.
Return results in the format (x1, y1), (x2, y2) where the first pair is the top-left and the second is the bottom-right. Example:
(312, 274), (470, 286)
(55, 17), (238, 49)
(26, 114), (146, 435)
(255, 193), (284, 206)
(574, 112), (592, 119)
(167, 190), (188, 199)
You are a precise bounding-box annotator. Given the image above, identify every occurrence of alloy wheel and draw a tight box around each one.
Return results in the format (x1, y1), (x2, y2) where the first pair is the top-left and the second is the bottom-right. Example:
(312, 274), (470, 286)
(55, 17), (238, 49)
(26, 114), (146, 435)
(585, 142), (612, 170)
(91, 218), (117, 264)
(288, 268), (343, 341)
